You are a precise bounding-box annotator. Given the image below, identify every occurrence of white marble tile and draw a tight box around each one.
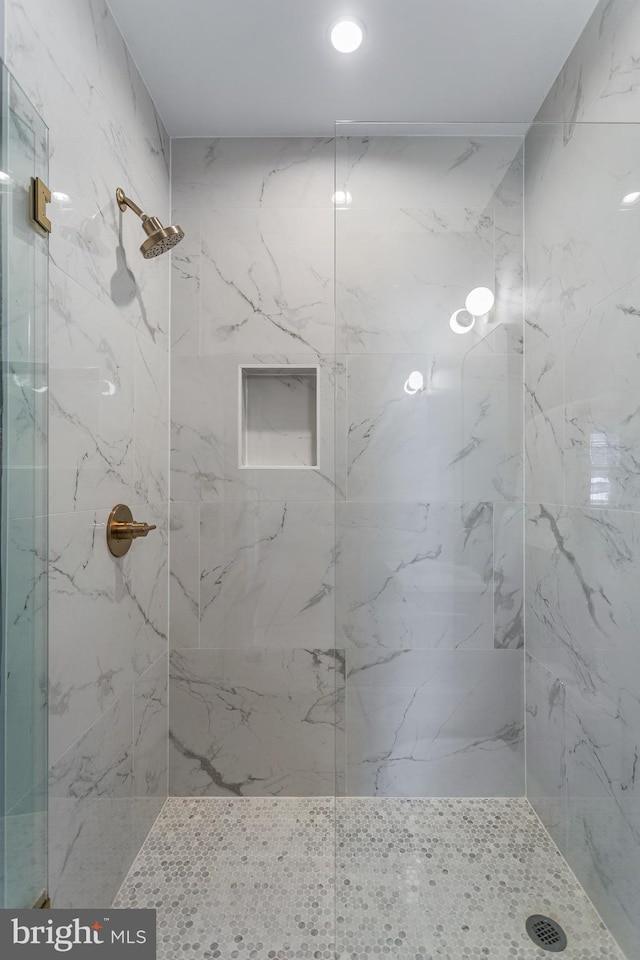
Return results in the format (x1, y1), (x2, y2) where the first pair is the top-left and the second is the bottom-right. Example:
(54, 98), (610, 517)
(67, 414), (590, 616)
(4, 515), (48, 815)
(4, 359), (48, 522)
(524, 332), (564, 506)
(171, 137), (334, 208)
(346, 649), (524, 797)
(336, 501), (494, 651)
(493, 503), (524, 649)
(133, 332), (169, 504)
(169, 501), (200, 649)
(199, 209), (333, 356)
(49, 690), (133, 908)
(525, 122), (640, 345)
(566, 796), (640, 960)
(346, 354), (522, 502)
(48, 264), (136, 514)
(169, 648), (343, 797)
(564, 278), (640, 510)
(49, 504), (167, 764)
(170, 192), (200, 355)
(3, 781), (47, 910)
(493, 149), (524, 356)
(198, 502), (224, 647)
(200, 501), (335, 649)
(134, 655), (168, 850)
(336, 207), (495, 354)
(526, 653), (567, 855)
(525, 503), (640, 692)
(335, 136), (525, 210)
(171, 355), (225, 502)
(126, 500), (169, 679)
(7, 1), (171, 348)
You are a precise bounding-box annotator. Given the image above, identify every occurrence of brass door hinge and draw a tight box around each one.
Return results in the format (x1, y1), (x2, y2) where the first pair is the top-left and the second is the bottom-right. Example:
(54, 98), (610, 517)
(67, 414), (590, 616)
(30, 176), (51, 235)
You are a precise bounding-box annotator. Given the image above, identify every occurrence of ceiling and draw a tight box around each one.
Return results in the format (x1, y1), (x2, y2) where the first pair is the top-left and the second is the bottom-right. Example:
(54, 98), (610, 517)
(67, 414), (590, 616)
(106, 0), (599, 138)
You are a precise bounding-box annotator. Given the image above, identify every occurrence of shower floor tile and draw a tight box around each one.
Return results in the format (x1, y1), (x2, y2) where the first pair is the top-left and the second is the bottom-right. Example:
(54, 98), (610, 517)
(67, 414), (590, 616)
(113, 797), (624, 960)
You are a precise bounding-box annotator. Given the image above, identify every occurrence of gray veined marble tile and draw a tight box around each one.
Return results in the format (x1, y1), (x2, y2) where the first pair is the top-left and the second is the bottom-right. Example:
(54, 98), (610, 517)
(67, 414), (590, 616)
(199, 208), (333, 356)
(133, 332), (169, 505)
(169, 501), (201, 649)
(563, 647), (640, 960)
(524, 331), (564, 506)
(564, 278), (640, 511)
(123, 501), (169, 679)
(134, 654), (168, 850)
(48, 504), (167, 764)
(336, 135), (526, 211)
(171, 137), (334, 208)
(526, 653), (567, 856)
(49, 690), (134, 908)
(169, 648), (343, 797)
(336, 207), (495, 355)
(48, 264), (136, 514)
(170, 193), (201, 355)
(171, 355), (226, 502)
(346, 353), (522, 503)
(525, 503), (640, 693)
(200, 500), (335, 649)
(525, 122), (640, 345)
(336, 501), (494, 651)
(345, 648), (524, 797)
(493, 503), (523, 649)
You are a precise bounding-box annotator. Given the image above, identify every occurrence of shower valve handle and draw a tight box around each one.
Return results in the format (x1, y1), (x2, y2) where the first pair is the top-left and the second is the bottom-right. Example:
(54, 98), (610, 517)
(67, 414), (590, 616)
(112, 519), (157, 541)
(107, 504), (157, 557)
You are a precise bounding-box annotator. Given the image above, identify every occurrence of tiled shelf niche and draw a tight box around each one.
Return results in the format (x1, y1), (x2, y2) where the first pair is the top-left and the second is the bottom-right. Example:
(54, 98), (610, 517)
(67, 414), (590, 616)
(240, 366), (319, 468)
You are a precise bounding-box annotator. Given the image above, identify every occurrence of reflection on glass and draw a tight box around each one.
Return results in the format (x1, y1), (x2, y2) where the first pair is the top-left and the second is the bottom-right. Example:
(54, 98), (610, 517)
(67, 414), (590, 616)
(404, 370), (424, 395)
(589, 431), (618, 505)
(450, 308), (475, 335)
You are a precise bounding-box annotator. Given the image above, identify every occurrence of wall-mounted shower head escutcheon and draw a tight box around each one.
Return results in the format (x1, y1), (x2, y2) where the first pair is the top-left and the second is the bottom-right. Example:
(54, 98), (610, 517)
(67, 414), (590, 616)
(107, 503), (157, 557)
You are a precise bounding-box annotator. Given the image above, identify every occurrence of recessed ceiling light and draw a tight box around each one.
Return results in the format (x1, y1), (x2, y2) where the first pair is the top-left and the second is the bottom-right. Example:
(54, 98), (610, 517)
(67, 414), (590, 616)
(330, 19), (364, 53)
(622, 191), (640, 205)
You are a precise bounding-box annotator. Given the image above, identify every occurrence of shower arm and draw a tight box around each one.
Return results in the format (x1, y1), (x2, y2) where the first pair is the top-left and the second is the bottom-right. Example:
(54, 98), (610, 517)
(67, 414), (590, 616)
(116, 187), (147, 221)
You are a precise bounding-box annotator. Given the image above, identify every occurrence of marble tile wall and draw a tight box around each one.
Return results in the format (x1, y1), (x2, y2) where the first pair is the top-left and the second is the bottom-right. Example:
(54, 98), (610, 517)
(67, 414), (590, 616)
(524, 1), (640, 956)
(6, 0), (170, 906)
(170, 135), (525, 798)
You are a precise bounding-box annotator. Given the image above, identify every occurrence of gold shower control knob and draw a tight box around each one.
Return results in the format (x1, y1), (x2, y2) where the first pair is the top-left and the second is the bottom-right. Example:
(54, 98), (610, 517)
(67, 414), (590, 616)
(107, 504), (157, 557)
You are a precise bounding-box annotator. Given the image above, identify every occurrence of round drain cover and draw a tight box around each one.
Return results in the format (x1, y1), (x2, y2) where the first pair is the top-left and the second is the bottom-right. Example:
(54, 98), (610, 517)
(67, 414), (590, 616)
(526, 915), (568, 952)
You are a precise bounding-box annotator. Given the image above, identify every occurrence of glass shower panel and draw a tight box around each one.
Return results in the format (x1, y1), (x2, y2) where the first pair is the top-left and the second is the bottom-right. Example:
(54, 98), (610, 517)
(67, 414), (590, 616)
(0, 63), (49, 909)
(333, 123), (526, 953)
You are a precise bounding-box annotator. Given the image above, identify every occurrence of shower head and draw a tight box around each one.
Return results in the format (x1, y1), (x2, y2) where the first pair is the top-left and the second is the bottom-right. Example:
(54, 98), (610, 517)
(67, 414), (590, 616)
(116, 187), (184, 259)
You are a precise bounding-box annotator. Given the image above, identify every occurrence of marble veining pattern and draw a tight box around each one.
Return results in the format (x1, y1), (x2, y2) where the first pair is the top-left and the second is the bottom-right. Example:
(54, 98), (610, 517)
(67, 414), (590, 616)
(525, 5), (640, 958)
(114, 797), (624, 960)
(6, 0), (171, 908)
(169, 648), (343, 798)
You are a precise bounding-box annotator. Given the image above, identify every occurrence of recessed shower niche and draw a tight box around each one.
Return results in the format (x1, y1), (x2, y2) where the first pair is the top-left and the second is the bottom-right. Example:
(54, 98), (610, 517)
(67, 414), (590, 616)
(240, 366), (319, 468)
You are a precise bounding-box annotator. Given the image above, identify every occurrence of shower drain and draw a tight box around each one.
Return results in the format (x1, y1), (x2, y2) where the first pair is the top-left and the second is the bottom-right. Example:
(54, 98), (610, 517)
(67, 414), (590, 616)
(526, 915), (568, 952)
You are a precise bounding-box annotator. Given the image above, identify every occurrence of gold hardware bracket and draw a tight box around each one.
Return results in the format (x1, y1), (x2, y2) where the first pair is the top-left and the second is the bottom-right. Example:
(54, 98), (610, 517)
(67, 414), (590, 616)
(107, 504), (157, 558)
(30, 176), (51, 235)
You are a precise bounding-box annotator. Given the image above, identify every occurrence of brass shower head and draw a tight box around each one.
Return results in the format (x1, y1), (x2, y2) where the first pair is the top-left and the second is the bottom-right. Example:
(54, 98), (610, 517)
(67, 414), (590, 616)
(115, 187), (185, 259)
